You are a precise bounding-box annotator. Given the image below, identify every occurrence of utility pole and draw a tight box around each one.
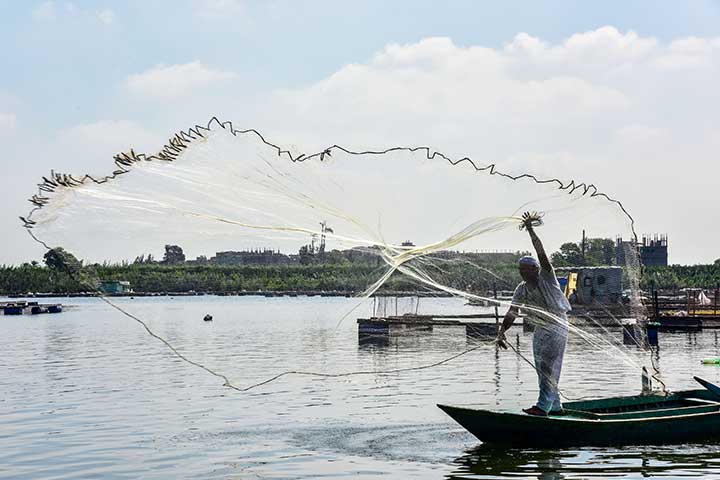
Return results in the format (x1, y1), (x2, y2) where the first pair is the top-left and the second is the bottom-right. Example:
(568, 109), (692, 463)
(319, 221), (326, 255)
(581, 229), (587, 264)
(318, 221), (333, 255)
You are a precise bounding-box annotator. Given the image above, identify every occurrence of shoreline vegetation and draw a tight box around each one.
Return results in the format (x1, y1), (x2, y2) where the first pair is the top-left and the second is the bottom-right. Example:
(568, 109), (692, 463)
(1, 241), (718, 296)
(1, 261), (719, 297)
(0, 258), (523, 296)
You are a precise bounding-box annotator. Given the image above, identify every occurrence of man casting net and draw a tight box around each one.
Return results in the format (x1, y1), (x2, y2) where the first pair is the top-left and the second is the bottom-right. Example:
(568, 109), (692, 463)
(21, 117), (654, 403)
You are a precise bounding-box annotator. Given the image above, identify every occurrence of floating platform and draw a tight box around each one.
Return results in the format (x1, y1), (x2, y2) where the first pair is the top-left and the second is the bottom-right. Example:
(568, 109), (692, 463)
(1, 301), (62, 315)
(357, 314), (514, 337)
(648, 316), (720, 331)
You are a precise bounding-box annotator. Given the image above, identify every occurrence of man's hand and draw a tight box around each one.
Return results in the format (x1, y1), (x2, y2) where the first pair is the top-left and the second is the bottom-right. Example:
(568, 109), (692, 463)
(496, 328), (508, 350)
(519, 211), (544, 231)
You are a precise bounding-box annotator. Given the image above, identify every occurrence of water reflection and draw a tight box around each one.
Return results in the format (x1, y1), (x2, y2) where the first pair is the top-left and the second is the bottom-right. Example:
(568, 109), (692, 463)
(448, 443), (720, 479)
(43, 318), (79, 385)
(358, 333), (391, 348)
(449, 445), (568, 480)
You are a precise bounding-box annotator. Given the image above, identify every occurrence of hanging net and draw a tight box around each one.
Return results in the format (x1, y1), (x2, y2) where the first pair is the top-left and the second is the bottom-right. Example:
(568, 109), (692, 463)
(21, 117), (654, 395)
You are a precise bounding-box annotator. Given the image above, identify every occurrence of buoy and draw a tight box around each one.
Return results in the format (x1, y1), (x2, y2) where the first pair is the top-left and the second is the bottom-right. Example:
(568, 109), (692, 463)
(701, 358), (720, 365)
(204, 314), (213, 322)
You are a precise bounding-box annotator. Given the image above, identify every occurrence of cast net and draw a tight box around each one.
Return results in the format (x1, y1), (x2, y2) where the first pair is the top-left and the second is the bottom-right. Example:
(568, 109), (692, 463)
(21, 118), (656, 397)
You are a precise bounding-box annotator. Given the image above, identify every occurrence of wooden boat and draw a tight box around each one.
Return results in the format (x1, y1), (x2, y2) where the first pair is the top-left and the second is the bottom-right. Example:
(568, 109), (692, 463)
(439, 380), (720, 447)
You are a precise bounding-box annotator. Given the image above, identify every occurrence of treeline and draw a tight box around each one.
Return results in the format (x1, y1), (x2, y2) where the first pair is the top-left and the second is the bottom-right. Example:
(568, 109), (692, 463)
(3, 256), (719, 295)
(641, 265), (720, 291)
(0, 259), (524, 295)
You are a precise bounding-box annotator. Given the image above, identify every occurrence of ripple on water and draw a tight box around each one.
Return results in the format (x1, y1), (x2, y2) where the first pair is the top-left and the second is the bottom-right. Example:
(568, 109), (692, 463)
(2, 296), (720, 479)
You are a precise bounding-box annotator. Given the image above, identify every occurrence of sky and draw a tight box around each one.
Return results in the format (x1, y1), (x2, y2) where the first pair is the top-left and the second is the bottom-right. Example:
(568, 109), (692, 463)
(1, 0), (720, 265)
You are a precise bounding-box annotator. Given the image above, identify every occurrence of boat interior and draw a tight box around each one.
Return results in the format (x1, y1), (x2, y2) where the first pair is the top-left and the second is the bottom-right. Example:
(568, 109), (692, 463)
(562, 389), (720, 420)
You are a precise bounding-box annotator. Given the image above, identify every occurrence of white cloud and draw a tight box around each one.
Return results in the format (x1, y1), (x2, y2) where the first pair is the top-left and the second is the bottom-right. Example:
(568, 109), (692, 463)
(0, 112), (16, 131)
(256, 28), (720, 263)
(11, 27), (718, 263)
(267, 28), (720, 153)
(126, 62), (237, 100)
(268, 34), (638, 157)
(57, 120), (161, 171)
(96, 9), (115, 25)
(504, 27), (658, 72)
(650, 36), (718, 70)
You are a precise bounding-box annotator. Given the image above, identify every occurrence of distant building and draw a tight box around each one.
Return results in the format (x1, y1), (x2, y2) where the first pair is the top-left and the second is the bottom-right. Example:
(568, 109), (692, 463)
(212, 249), (291, 265)
(557, 266), (623, 305)
(615, 234), (668, 267)
(100, 281), (132, 294)
(341, 246), (381, 263)
(639, 234), (668, 267)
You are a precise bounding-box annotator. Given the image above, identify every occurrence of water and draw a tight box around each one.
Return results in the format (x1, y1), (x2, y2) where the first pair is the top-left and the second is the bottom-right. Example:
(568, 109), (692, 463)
(2, 296), (720, 479)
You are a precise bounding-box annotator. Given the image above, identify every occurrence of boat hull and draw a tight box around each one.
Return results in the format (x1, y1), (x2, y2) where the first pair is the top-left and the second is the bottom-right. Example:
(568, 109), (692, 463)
(439, 389), (720, 447)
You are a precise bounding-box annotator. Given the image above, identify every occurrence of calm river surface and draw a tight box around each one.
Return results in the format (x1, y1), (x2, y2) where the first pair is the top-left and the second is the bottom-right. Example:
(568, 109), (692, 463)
(2, 296), (720, 479)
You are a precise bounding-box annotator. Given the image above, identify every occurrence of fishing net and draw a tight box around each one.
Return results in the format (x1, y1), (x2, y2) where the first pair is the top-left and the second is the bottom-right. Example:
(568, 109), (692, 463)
(21, 117), (655, 397)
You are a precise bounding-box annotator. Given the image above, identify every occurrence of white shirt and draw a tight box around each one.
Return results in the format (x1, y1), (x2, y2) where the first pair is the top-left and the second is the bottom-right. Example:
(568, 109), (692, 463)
(511, 266), (571, 326)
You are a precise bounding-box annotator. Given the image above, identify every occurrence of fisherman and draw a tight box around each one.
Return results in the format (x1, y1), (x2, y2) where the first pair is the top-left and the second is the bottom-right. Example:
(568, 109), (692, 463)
(497, 212), (572, 417)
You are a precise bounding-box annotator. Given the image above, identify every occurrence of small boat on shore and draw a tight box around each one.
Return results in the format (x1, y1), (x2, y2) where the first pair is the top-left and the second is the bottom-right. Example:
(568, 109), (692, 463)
(439, 377), (720, 447)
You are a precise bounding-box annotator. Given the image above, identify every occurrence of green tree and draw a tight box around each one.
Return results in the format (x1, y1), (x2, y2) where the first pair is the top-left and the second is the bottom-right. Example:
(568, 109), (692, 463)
(551, 238), (616, 267)
(298, 245), (314, 265)
(44, 247), (82, 274)
(163, 245), (185, 264)
(551, 242), (585, 267)
(586, 238), (615, 265)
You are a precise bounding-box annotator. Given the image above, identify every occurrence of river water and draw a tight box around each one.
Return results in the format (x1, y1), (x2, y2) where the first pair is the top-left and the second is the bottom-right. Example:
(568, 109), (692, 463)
(2, 296), (720, 479)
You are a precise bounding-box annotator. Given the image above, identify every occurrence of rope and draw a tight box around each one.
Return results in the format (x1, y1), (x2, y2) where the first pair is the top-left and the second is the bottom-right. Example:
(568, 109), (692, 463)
(500, 333), (601, 402)
(86, 288), (492, 392)
(29, 234), (500, 392)
(237, 341), (488, 392)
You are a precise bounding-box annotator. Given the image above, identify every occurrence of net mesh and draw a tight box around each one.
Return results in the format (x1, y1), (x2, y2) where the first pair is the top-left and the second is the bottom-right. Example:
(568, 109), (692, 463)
(22, 117), (656, 395)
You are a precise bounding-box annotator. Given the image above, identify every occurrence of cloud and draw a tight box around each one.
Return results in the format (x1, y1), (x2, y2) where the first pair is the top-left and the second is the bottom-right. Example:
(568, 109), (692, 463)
(257, 28), (720, 263)
(96, 8), (115, 25)
(268, 34), (638, 160)
(267, 28), (720, 156)
(9, 26), (717, 263)
(126, 62), (237, 100)
(0, 112), (17, 132)
(57, 120), (161, 171)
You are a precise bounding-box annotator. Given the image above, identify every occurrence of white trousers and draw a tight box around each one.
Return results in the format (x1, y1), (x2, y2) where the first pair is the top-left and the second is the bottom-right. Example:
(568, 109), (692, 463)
(532, 322), (568, 413)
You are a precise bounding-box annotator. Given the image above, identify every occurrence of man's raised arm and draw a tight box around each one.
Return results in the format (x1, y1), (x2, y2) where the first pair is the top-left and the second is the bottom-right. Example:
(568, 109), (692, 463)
(522, 212), (552, 272)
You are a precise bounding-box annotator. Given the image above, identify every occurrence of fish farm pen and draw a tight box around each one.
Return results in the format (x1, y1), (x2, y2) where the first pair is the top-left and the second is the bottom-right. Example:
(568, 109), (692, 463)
(358, 286), (720, 344)
(1, 301), (63, 315)
(647, 288), (720, 330)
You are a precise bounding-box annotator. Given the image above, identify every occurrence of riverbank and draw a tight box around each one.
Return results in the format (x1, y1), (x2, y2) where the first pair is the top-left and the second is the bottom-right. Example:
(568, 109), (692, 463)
(1, 263), (719, 296)
(5, 290), (456, 298)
